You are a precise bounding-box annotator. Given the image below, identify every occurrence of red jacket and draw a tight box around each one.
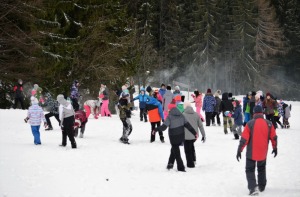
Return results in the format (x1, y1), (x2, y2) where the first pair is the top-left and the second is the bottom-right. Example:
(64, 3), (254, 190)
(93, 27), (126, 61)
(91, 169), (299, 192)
(238, 113), (277, 161)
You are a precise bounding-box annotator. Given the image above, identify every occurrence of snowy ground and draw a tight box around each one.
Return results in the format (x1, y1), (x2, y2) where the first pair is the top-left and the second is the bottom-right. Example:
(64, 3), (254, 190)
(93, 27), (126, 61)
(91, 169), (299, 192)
(0, 98), (300, 197)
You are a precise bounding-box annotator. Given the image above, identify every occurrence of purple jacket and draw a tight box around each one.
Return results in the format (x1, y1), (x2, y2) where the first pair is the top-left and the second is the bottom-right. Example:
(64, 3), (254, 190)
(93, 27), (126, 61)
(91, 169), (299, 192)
(27, 104), (46, 126)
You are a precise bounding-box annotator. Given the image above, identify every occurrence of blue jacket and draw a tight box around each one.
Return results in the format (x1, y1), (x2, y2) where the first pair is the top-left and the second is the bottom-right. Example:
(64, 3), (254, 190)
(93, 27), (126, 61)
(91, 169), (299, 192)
(146, 97), (164, 120)
(159, 88), (166, 97)
(203, 93), (216, 112)
(133, 94), (150, 108)
(232, 105), (243, 126)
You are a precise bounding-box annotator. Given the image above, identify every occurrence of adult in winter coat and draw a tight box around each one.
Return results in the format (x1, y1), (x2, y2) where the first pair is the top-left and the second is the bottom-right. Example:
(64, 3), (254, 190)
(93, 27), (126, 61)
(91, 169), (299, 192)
(24, 97), (47, 145)
(183, 102), (206, 168)
(219, 92), (233, 134)
(13, 79), (25, 109)
(99, 83), (111, 117)
(44, 93), (60, 130)
(231, 100), (243, 139)
(191, 89), (204, 122)
(236, 105), (277, 196)
(133, 87), (150, 122)
(163, 85), (174, 118)
(202, 88), (216, 126)
(146, 96), (165, 143)
(249, 91), (256, 119)
(70, 80), (80, 111)
(212, 90), (222, 126)
(262, 92), (277, 128)
(118, 92), (133, 144)
(31, 84), (44, 105)
(57, 94), (77, 149)
(83, 100), (99, 119)
(74, 110), (88, 138)
(154, 106), (197, 172)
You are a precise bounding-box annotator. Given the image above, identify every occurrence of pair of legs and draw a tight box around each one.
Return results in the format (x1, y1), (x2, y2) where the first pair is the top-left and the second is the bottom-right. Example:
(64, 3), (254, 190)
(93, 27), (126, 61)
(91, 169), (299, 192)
(140, 107), (147, 121)
(196, 106), (205, 122)
(45, 112), (60, 129)
(101, 100), (111, 117)
(31, 125), (41, 145)
(246, 158), (267, 193)
(61, 116), (77, 148)
(223, 116), (233, 134)
(120, 118), (132, 143)
(184, 140), (196, 168)
(74, 123), (86, 138)
(212, 112), (221, 125)
(167, 143), (185, 171)
(205, 112), (213, 126)
(265, 114), (276, 129)
(14, 97), (25, 109)
(150, 121), (164, 142)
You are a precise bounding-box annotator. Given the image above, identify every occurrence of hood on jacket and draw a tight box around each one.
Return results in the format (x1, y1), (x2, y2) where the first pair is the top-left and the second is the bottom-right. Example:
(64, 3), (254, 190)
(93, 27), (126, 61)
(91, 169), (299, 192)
(183, 106), (195, 114)
(57, 94), (68, 107)
(222, 92), (229, 100)
(146, 96), (159, 105)
(169, 107), (182, 116)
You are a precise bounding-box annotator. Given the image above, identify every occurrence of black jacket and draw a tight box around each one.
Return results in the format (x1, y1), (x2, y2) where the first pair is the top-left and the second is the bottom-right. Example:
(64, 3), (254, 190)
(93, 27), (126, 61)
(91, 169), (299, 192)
(219, 93), (233, 116)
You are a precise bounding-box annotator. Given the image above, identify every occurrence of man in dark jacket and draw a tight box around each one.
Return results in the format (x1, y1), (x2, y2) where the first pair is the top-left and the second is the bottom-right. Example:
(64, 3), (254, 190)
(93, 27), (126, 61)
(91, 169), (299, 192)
(219, 92), (233, 134)
(236, 105), (277, 196)
(154, 106), (197, 172)
(13, 79), (25, 109)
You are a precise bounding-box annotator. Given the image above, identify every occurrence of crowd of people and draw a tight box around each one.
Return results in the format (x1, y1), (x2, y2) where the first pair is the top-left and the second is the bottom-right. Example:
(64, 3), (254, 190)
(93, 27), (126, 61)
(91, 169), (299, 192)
(14, 79), (293, 196)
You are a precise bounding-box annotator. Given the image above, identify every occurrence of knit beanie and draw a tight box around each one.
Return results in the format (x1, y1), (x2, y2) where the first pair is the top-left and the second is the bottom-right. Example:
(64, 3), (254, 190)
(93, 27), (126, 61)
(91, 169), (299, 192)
(253, 105), (263, 114)
(175, 86), (180, 91)
(207, 88), (211, 93)
(30, 96), (38, 105)
(184, 101), (191, 109)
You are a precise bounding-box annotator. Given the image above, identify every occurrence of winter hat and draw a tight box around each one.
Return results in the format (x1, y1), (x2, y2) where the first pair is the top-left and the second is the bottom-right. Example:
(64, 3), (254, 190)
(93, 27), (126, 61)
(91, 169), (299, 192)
(30, 96), (38, 105)
(253, 105), (263, 114)
(228, 93), (233, 99)
(175, 86), (180, 91)
(140, 87), (145, 92)
(57, 94), (68, 106)
(266, 92), (271, 97)
(184, 101), (191, 109)
(207, 88), (211, 93)
(251, 91), (256, 96)
(146, 86), (152, 93)
(216, 89), (221, 94)
(18, 79), (23, 84)
(34, 84), (39, 90)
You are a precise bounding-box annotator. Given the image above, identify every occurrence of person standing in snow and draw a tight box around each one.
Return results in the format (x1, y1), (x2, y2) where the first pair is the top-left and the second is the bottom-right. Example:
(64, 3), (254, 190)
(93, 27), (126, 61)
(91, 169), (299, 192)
(24, 96), (47, 145)
(159, 83), (166, 99)
(118, 92), (133, 144)
(13, 79), (25, 109)
(191, 89), (205, 122)
(236, 105), (277, 196)
(57, 94), (77, 149)
(183, 102), (206, 168)
(146, 94), (165, 143)
(153, 105), (197, 172)
(83, 100), (100, 119)
(70, 80), (80, 111)
(212, 90), (222, 126)
(44, 93), (60, 130)
(262, 92), (277, 128)
(219, 92), (233, 134)
(202, 88), (216, 126)
(133, 87), (150, 122)
(231, 100), (243, 140)
(99, 82), (111, 117)
(162, 85), (174, 119)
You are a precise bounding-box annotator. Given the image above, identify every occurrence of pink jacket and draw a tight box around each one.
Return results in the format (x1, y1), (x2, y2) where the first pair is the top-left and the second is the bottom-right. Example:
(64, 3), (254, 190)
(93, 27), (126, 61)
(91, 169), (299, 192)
(192, 94), (203, 108)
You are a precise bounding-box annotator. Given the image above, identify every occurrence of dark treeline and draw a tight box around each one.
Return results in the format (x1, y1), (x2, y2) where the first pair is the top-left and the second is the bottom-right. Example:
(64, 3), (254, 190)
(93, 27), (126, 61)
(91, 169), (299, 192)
(1, 0), (300, 108)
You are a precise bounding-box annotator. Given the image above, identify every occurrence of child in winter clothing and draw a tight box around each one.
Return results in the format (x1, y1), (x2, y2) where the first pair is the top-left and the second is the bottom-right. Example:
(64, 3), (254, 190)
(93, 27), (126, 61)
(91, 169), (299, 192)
(154, 105), (197, 172)
(83, 100), (100, 119)
(231, 100), (243, 139)
(13, 79), (25, 109)
(25, 97), (47, 145)
(191, 89), (205, 122)
(183, 102), (206, 168)
(70, 80), (80, 111)
(212, 90), (221, 126)
(281, 101), (291, 128)
(273, 106), (283, 129)
(31, 84), (44, 105)
(159, 84), (166, 98)
(202, 88), (216, 126)
(118, 92), (133, 144)
(133, 87), (150, 122)
(74, 110), (88, 138)
(146, 96), (165, 143)
(219, 92), (233, 134)
(99, 83), (111, 117)
(173, 86), (182, 105)
(57, 94), (77, 148)
(44, 93), (60, 130)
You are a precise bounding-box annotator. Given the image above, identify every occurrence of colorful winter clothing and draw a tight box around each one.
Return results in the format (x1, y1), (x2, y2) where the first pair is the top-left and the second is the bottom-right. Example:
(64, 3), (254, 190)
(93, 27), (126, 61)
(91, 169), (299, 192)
(31, 84), (44, 104)
(133, 89), (150, 122)
(237, 106), (277, 194)
(282, 102), (291, 128)
(183, 106), (206, 168)
(243, 95), (251, 125)
(83, 100), (99, 119)
(232, 100), (243, 139)
(74, 110), (88, 138)
(262, 95), (277, 128)
(202, 92), (216, 126)
(156, 107), (197, 171)
(191, 90), (204, 121)
(163, 89), (174, 118)
(118, 93), (132, 143)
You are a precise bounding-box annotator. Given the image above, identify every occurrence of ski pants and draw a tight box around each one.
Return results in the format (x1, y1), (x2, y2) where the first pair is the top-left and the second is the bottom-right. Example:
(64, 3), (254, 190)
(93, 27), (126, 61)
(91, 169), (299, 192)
(101, 100), (111, 117)
(31, 125), (41, 144)
(140, 107), (147, 121)
(246, 158), (267, 191)
(61, 116), (76, 148)
(168, 143), (185, 171)
(14, 97), (24, 109)
(120, 118), (132, 141)
(150, 121), (163, 142)
(212, 112), (220, 125)
(45, 112), (60, 128)
(184, 139), (196, 167)
(205, 112), (213, 126)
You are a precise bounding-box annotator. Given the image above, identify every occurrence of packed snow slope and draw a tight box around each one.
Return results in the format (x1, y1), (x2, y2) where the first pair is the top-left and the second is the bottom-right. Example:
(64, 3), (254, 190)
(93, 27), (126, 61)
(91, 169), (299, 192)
(0, 99), (299, 197)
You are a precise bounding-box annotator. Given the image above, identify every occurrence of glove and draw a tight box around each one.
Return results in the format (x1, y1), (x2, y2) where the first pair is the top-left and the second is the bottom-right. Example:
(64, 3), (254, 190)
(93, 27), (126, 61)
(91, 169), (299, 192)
(201, 136), (206, 143)
(236, 151), (241, 162)
(24, 117), (29, 123)
(272, 148), (277, 158)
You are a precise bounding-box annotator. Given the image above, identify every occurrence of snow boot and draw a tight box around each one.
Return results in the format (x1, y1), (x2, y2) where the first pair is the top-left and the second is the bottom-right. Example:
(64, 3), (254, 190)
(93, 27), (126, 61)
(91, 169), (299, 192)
(71, 142), (77, 149)
(45, 126), (53, 131)
(79, 132), (84, 138)
(234, 133), (239, 140)
(160, 136), (165, 143)
(258, 185), (265, 192)
(166, 163), (174, 170)
(249, 187), (259, 196)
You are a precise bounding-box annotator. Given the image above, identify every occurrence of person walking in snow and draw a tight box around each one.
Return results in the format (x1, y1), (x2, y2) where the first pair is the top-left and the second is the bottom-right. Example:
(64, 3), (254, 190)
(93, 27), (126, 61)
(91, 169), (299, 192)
(133, 87), (150, 122)
(44, 93), (60, 130)
(236, 105), (277, 196)
(146, 95), (165, 143)
(202, 88), (216, 126)
(191, 89), (205, 122)
(83, 100), (100, 119)
(231, 100), (243, 140)
(219, 92), (233, 134)
(262, 92), (277, 129)
(74, 110), (88, 138)
(183, 102), (206, 168)
(13, 79), (25, 109)
(281, 101), (291, 128)
(118, 92), (133, 144)
(212, 90), (222, 126)
(162, 85), (174, 119)
(153, 105), (197, 172)
(57, 94), (77, 149)
(70, 80), (80, 111)
(99, 82), (111, 117)
(24, 96), (47, 145)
